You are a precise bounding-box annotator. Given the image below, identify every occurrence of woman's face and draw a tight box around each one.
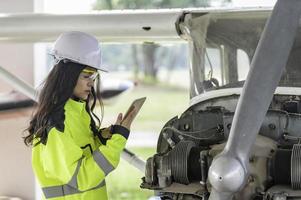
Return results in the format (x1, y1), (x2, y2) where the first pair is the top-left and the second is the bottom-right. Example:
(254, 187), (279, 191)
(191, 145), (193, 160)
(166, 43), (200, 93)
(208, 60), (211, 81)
(73, 68), (99, 100)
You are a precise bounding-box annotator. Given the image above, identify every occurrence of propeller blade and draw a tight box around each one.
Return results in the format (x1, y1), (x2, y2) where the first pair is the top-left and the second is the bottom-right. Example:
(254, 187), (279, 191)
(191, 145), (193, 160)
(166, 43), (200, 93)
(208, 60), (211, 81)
(208, 0), (301, 199)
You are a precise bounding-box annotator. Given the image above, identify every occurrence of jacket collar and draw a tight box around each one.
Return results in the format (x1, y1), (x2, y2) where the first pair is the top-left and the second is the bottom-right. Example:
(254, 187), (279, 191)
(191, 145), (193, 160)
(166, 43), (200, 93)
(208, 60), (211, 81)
(65, 98), (87, 114)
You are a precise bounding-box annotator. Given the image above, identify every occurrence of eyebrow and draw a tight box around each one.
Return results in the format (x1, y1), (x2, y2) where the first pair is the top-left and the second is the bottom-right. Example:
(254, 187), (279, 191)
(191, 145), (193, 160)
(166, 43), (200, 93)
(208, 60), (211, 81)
(81, 71), (94, 74)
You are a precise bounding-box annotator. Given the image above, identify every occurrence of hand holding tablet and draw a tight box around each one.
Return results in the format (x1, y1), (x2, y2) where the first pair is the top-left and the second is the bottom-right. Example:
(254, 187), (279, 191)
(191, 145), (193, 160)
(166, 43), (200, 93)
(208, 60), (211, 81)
(120, 97), (146, 130)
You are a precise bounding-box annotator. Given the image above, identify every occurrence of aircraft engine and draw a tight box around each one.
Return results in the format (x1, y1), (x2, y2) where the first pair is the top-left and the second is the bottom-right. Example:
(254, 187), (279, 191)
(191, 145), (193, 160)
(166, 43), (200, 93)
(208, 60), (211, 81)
(142, 140), (201, 189)
(141, 96), (301, 200)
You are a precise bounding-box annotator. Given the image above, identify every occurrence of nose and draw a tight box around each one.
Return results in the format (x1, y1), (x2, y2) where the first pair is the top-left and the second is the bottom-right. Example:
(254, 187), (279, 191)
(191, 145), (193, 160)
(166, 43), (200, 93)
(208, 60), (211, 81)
(87, 79), (94, 87)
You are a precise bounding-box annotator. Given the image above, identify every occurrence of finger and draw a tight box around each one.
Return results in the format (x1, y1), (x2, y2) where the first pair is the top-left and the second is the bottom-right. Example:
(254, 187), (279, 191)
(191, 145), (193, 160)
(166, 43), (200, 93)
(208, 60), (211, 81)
(115, 113), (123, 125)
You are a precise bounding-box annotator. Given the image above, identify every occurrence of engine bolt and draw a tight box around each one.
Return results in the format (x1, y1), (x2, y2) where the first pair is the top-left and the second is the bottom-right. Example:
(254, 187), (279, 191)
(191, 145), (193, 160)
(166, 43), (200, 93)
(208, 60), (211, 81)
(248, 175), (255, 183)
(184, 124), (190, 130)
(227, 123), (231, 130)
(268, 123), (276, 130)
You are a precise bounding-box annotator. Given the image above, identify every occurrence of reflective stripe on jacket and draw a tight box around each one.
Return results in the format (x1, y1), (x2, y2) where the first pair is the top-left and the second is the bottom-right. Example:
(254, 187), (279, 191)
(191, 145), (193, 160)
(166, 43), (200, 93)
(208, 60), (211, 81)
(32, 98), (129, 200)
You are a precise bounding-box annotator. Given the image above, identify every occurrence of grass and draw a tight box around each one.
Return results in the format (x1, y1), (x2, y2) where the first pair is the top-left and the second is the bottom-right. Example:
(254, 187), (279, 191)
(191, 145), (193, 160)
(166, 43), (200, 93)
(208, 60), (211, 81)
(106, 147), (156, 200)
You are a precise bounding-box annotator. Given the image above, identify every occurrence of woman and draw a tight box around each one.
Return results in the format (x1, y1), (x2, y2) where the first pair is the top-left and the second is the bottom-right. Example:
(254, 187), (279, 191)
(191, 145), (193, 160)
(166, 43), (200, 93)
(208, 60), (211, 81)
(23, 31), (134, 199)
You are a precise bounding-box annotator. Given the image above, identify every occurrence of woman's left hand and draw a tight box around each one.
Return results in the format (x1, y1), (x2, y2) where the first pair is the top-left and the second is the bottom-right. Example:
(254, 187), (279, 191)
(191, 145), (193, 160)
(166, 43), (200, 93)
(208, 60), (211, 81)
(115, 113), (123, 125)
(114, 112), (135, 130)
(101, 113), (125, 139)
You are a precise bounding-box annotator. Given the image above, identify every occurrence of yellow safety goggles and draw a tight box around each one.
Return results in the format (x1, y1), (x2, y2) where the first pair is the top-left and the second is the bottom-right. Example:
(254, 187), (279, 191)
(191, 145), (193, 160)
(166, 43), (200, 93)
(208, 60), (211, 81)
(81, 68), (99, 80)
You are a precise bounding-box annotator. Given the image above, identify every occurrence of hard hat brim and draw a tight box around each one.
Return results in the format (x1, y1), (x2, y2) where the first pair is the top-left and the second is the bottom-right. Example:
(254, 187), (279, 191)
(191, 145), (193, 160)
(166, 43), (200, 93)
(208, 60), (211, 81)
(48, 52), (108, 73)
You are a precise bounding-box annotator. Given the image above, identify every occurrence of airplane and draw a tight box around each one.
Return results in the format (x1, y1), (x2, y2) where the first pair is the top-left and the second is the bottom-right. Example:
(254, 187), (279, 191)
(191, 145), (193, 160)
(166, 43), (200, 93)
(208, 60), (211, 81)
(1, 0), (301, 199)
(140, 1), (301, 200)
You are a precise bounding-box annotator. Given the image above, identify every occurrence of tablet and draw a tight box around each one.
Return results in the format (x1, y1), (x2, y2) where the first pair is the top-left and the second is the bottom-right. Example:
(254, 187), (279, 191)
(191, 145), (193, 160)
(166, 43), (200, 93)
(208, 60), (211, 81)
(122, 97), (146, 122)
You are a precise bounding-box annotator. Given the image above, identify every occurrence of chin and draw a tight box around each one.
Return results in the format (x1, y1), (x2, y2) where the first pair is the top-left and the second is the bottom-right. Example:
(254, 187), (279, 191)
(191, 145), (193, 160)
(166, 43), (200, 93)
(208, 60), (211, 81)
(77, 95), (88, 101)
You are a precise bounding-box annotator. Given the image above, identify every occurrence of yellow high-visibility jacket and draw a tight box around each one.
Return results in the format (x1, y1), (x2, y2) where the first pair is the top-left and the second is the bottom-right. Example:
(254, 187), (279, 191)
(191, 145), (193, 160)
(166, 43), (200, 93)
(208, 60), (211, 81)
(32, 98), (129, 200)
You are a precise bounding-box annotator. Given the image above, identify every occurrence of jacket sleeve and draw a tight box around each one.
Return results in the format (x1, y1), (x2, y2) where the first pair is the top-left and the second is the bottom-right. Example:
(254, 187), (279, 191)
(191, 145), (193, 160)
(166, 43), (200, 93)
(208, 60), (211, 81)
(41, 125), (129, 191)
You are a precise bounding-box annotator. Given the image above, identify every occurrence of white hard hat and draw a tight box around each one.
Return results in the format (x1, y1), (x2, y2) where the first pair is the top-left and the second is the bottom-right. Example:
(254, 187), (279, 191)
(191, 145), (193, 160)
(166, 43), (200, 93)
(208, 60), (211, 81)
(50, 31), (107, 72)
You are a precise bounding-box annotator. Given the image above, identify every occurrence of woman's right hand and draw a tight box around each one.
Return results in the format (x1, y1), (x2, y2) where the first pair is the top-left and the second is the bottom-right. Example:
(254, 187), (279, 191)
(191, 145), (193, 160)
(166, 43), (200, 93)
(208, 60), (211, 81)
(100, 127), (112, 139)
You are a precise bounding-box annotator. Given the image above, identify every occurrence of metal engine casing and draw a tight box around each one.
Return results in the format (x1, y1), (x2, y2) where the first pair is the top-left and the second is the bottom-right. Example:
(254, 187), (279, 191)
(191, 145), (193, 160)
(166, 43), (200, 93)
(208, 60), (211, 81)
(141, 95), (301, 199)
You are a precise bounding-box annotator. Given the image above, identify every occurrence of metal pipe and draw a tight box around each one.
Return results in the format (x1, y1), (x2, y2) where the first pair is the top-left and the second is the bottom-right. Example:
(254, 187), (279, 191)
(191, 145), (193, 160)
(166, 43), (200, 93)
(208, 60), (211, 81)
(0, 65), (146, 172)
(122, 149), (146, 173)
(0, 66), (37, 101)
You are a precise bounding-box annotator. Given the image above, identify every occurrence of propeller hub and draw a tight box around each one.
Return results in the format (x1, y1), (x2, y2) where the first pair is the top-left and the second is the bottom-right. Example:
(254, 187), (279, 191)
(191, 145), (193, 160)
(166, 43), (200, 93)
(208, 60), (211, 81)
(208, 156), (246, 193)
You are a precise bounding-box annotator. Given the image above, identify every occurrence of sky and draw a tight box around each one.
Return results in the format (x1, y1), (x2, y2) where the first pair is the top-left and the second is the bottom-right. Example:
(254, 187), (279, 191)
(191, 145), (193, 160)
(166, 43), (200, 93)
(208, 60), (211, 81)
(43, 0), (276, 13)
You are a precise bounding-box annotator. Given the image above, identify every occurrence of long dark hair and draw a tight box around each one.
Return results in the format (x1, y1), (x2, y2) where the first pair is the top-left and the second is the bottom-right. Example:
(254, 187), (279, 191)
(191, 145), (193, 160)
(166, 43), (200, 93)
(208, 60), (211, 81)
(24, 60), (104, 146)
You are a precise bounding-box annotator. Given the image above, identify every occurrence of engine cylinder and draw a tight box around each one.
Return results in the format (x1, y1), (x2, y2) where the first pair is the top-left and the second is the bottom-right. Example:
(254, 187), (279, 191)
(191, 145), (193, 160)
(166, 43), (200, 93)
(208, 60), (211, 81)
(270, 148), (291, 185)
(291, 144), (301, 189)
(169, 141), (201, 184)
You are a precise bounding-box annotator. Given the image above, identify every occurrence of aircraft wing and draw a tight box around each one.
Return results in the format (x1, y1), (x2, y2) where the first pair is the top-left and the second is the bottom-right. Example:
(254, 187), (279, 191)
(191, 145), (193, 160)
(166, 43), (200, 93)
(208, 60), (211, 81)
(0, 11), (182, 42)
(0, 8), (272, 43)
